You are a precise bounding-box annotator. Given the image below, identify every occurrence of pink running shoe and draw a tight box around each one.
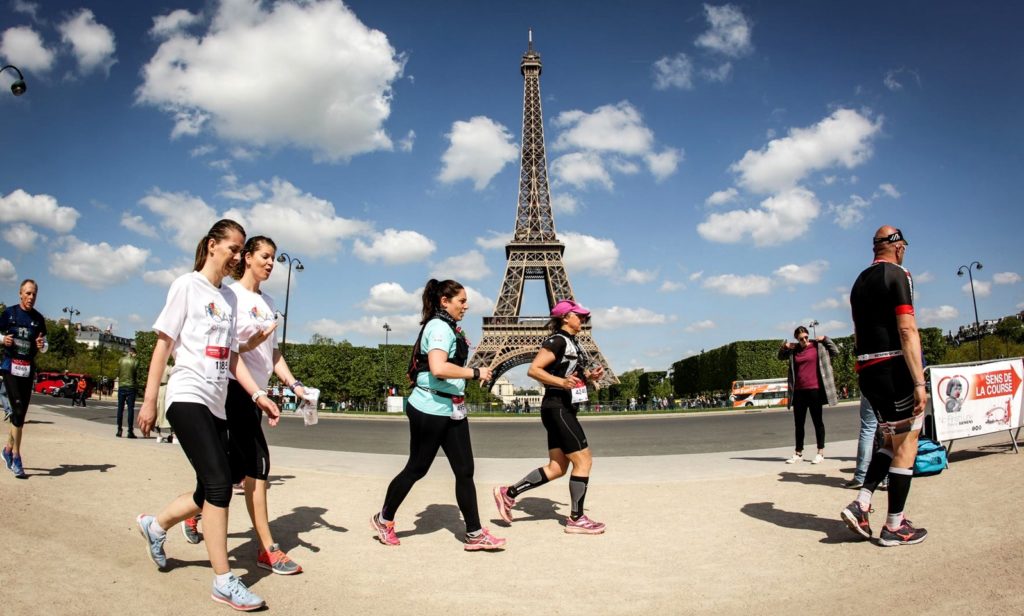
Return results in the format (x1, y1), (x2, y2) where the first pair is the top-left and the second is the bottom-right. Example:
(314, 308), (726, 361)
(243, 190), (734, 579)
(464, 528), (507, 551)
(565, 515), (606, 535)
(492, 486), (515, 523)
(370, 513), (400, 546)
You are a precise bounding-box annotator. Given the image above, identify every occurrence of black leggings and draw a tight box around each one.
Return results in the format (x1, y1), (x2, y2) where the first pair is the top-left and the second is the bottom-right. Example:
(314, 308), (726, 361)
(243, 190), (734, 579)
(226, 380), (270, 482)
(382, 402), (480, 532)
(792, 389), (825, 451)
(166, 402), (233, 508)
(2, 372), (32, 428)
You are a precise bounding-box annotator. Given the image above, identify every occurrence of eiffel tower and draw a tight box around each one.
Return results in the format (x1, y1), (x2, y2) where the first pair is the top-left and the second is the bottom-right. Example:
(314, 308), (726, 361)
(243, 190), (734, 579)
(470, 32), (617, 387)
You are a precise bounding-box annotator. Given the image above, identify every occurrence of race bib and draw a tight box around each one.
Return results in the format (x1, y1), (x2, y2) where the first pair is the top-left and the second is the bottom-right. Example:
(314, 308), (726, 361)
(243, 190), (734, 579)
(10, 359), (30, 378)
(451, 396), (468, 420)
(204, 345), (230, 382)
(571, 385), (589, 404)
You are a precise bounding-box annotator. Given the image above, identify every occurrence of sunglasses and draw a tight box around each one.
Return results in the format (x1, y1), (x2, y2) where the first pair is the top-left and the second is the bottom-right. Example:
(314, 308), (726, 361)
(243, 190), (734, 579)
(873, 228), (908, 245)
(797, 336), (809, 342)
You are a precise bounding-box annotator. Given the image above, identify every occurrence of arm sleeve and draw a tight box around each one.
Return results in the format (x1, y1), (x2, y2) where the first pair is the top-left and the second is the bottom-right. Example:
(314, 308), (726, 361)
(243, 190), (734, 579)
(152, 277), (188, 340)
(886, 265), (915, 316)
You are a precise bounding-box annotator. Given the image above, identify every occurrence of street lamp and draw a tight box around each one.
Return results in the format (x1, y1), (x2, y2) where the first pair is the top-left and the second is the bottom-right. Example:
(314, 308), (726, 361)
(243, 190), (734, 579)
(808, 319), (819, 338)
(1, 65), (27, 96)
(382, 322), (392, 397)
(62, 306), (81, 328)
(957, 261), (984, 361)
(275, 252), (304, 352)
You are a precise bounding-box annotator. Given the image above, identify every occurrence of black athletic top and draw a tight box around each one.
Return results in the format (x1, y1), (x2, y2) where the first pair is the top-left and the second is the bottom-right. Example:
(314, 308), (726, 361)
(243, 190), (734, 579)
(850, 261), (914, 370)
(540, 332), (586, 410)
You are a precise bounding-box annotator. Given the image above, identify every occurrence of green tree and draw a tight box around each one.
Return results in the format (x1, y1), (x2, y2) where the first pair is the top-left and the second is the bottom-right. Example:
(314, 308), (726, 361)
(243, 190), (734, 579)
(994, 317), (1024, 345)
(610, 368), (641, 401)
(36, 320), (77, 370)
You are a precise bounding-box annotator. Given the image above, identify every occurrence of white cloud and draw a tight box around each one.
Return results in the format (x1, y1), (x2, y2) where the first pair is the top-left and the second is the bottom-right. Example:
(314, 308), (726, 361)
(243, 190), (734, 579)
(11, 2), (40, 21)
(774, 260), (829, 284)
(190, 144), (216, 157)
(219, 174), (264, 201)
(59, 9), (117, 76)
(697, 187), (820, 246)
(652, 52), (693, 90)
(685, 319), (716, 332)
(475, 231), (511, 250)
(993, 272), (1021, 285)
(705, 188), (738, 206)
(621, 268), (657, 284)
(731, 109), (883, 194)
(127, 313), (145, 325)
(137, 0), (405, 161)
(353, 229), (436, 264)
(139, 189), (219, 251)
(591, 306), (676, 328)
(85, 315), (118, 331)
(812, 297), (841, 310)
(0, 26), (54, 73)
(702, 62), (733, 82)
(431, 250), (491, 281)
(150, 9), (202, 39)
(142, 262), (191, 287)
(0, 189), (79, 233)
(463, 285), (495, 315)
(918, 305), (959, 326)
(307, 314), (421, 339)
(0, 258), (16, 283)
(695, 4), (754, 57)
(398, 130), (415, 152)
(883, 67), (920, 92)
(963, 280), (992, 298)
(702, 274), (773, 296)
(438, 116), (518, 190)
(2, 223), (39, 252)
(551, 152), (613, 190)
(878, 183), (901, 198)
(551, 193), (580, 215)
(915, 271), (935, 283)
(689, 271), (704, 281)
(561, 231), (619, 274)
(361, 282), (420, 313)
(645, 148), (683, 181)
(659, 280), (684, 292)
(829, 194), (870, 229)
(553, 102), (654, 156)
(50, 238), (149, 289)
(120, 212), (159, 238)
(815, 320), (848, 335)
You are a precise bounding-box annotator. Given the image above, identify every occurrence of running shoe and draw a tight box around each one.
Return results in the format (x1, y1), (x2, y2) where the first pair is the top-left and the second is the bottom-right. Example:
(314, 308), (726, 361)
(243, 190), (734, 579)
(840, 501), (873, 539)
(464, 527), (507, 551)
(785, 453), (803, 464)
(878, 519), (928, 547)
(492, 486), (515, 523)
(10, 454), (25, 478)
(811, 453), (825, 464)
(211, 573), (265, 611)
(565, 515), (606, 535)
(370, 513), (400, 546)
(182, 515), (203, 544)
(843, 479), (864, 490)
(136, 514), (167, 569)
(257, 543), (302, 575)
(2, 446), (12, 470)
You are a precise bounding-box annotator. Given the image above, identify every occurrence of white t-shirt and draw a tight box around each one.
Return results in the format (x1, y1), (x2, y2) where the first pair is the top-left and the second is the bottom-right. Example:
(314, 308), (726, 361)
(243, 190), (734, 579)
(228, 281), (278, 389)
(153, 272), (239, 419)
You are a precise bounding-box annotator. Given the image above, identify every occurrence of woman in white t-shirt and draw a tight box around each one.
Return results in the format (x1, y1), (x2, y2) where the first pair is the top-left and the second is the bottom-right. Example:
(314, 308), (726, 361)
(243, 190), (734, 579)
(182, 235), (307, 576)
(134, 219), (280, 612)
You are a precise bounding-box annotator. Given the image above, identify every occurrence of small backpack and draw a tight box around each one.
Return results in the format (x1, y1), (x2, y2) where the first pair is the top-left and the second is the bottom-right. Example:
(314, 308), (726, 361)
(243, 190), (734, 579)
(914, 415), (948, 477)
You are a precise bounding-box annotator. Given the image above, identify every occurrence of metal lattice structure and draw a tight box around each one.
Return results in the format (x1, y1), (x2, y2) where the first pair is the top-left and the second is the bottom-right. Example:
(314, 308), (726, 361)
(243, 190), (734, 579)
(470, 33), (617, 388)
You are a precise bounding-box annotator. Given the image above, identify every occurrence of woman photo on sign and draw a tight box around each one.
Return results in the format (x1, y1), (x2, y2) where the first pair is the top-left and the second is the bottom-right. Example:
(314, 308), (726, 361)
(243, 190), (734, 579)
(370, 279), (506, 551)
(493, 298), (608, 535)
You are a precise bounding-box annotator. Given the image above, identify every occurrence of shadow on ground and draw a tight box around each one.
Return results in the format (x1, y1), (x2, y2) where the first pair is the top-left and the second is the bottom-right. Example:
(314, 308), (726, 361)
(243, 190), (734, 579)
(25, 463), (116, 477)
(741, 501), (864, 545)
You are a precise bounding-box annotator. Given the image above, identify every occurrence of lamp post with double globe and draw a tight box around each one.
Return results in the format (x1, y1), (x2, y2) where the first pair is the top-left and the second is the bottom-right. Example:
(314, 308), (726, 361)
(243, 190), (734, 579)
(275, 253), (303, 352)
(808, 319), (819, 339)
(382, 322), (392, 399)
(957, 261), (984, 361)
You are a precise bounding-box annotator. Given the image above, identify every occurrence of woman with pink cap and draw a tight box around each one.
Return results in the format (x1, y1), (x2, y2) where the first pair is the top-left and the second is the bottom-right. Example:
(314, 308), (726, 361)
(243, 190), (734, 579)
(492, 298), (607, 534)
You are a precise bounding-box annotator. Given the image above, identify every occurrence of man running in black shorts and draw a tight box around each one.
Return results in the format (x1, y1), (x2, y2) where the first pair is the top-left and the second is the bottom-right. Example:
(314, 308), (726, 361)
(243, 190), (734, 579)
(841, 225), (928, 546)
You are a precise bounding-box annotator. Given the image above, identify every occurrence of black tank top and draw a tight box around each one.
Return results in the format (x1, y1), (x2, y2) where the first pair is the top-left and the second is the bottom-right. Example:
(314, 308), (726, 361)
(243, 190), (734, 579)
(540, 332), (585, 409)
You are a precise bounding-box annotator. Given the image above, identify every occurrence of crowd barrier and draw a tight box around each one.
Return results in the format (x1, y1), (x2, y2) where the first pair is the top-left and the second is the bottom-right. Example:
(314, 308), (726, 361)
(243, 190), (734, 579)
(926, 357), (1022, 455)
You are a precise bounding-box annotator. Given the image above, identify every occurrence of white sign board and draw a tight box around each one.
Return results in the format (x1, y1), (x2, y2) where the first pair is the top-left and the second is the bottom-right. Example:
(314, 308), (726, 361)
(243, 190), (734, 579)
(930, 359), (1023, 441)
(386, 396), (405, 413)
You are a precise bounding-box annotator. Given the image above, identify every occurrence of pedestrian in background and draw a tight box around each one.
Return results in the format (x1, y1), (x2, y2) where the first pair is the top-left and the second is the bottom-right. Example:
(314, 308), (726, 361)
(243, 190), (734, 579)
(1, 279), (48, 478)
(116, 349), (139, 438)
(778, 326), (839, 464)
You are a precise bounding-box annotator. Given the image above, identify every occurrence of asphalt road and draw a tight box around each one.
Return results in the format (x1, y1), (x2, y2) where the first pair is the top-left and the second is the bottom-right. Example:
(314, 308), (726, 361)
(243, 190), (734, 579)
(33, 398), (862, 458)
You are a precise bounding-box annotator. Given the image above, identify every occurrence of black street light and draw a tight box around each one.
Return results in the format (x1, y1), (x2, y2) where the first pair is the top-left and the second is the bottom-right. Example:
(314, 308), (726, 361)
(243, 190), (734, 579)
(957, 261), (984, 361)
(1, 65), (27, 96)
(382, 322), (392, 397)
(62, 306), (81, 328)
(808, 319), (819, 338)
(275, 252), (303, 351)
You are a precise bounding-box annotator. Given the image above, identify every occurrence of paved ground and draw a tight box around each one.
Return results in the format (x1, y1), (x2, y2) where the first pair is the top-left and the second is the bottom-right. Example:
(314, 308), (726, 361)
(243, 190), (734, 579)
(1, 403), (1022, 615)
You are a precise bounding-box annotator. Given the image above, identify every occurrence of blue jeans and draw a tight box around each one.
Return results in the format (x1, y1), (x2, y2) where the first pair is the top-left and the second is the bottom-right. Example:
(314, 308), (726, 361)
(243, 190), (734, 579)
(117, 387), (137, 432)
(855, 397), (878, 482)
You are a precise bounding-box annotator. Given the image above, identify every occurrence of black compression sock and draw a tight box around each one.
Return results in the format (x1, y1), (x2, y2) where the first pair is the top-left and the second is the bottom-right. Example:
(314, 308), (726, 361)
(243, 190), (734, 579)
(507, 467), (550, 499)
(569, 476), (589, 520)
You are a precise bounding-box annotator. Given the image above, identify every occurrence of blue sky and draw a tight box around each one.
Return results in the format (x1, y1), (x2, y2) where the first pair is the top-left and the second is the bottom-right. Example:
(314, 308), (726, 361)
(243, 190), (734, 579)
(1, 0), (1022, 386)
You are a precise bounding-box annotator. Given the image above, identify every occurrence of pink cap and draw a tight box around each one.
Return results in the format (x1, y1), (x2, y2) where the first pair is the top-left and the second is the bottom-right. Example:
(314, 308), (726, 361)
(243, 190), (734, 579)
(551, 299), (590, 318)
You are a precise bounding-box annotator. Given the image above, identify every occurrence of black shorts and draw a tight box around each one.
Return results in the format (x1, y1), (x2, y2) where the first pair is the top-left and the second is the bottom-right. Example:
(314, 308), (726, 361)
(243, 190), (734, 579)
(2, 372), (32, 428)
(858, 358), (915, 424)
(166, 401), (233, 508)
(541, 406), (589, 454)
(226, 379), (270, 482)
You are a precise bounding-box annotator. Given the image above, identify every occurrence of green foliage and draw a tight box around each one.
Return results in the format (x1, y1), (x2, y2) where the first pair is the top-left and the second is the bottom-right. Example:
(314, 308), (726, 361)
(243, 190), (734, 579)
(995, 317), (1024, 345)
(36, 320), (77, 370)
(609, 368), (642, 400)
(943, 334), (1024, 364)
(135, 330), (159, 397)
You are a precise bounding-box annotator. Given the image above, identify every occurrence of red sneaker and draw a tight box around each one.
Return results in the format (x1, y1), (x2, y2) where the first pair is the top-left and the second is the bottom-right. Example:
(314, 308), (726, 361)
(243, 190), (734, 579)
(370, 513), (400, 546)
(464, 527), (507, 551)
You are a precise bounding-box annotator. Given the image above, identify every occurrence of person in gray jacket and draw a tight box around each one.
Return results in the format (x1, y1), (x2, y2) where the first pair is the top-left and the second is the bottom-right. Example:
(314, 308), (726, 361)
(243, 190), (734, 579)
(778, 326), (839, 464)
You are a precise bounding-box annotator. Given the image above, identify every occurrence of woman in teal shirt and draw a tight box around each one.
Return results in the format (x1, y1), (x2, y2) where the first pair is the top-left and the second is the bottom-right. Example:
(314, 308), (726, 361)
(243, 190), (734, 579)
(370, 279), (506, 551)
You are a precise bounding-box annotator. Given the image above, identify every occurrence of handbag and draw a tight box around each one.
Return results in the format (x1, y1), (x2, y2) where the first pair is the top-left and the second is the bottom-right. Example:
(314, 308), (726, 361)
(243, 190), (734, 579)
(914, 435), (948, 477)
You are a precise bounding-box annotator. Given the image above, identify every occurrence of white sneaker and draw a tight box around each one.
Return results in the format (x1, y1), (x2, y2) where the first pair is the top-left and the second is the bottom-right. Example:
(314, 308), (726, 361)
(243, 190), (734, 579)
(811, 453), (825, 464)
(785, 453), (803, 464)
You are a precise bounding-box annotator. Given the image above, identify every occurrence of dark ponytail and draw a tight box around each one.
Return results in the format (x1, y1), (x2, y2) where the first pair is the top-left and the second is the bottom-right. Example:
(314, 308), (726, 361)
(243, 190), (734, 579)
(232, 235), (277, 280)
(420, 278), (464, 324)
(194, 219), (246, 271)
